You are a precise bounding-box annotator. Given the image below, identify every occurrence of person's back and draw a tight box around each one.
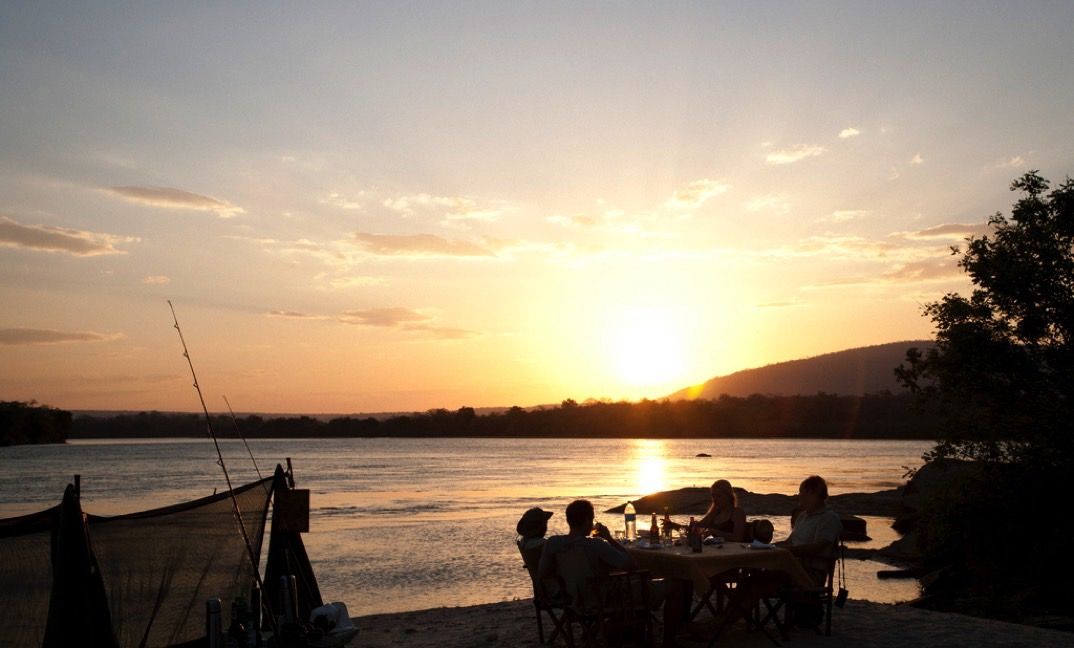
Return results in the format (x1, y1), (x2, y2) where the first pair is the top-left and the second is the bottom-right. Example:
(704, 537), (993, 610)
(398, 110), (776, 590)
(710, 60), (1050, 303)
(516, 508), (559, 601)
(538, 500), (635, 611)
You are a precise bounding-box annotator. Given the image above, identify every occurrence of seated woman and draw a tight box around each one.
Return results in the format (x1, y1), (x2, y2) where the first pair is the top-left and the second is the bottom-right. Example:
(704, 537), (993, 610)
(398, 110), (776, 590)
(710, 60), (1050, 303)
(696, 479), (748, 542)
(515, 507), (560, 601)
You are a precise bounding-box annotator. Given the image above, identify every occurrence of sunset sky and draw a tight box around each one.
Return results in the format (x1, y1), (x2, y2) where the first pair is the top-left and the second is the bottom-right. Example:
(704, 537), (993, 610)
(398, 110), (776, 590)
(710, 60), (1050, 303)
(2, 2), (1072, 413)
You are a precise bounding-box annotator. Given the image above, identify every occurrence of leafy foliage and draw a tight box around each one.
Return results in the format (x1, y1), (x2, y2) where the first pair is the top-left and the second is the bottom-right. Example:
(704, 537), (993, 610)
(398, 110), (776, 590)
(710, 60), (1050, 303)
(897, 172), (1074, 615)
(897, 171), (1074, 467)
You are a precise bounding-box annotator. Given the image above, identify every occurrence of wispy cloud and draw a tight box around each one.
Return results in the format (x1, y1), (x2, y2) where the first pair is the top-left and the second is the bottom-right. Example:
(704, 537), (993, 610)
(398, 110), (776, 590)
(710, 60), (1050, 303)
(141, 275), (170, 284)
(320, 191), (365, 210)
(765, 144), (827, 165)
(383, 193), (503, 226)
(744, 194), (791, 214)
(339, 307), (480, 339)
(819, 210), (869, 223)
(340, 307), (431, 327)
(0, 215), (136, 256)
(267, 310), (327, 320)
(895, 222), (989, 241)
(319, 275), (385, 290)
(353, 232), (496, 258)
(910, 153), (924, 165)
(995, 154), (1027, 169)
(838, 127), (861, 139)
(105, 186), (244, 217)
(664, 179), (730, 212)
(0, 328), (122, 345)
(546, 213), (598, 228)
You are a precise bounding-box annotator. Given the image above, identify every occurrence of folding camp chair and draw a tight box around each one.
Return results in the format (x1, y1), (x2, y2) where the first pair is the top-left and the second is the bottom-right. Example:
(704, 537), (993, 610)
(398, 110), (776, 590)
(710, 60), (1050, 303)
(758, 538), (845, 639)
(517, 538), (569, 644)
(552, 543), (655, 648)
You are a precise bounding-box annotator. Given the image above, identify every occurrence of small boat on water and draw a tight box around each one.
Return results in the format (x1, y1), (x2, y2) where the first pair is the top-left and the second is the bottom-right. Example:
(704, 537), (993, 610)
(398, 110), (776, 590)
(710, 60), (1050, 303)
(0, 461), (358, 648)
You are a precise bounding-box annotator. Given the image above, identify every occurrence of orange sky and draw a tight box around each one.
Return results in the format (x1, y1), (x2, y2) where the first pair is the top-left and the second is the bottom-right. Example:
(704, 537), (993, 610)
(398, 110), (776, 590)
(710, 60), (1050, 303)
(2, 3), (1072, 413)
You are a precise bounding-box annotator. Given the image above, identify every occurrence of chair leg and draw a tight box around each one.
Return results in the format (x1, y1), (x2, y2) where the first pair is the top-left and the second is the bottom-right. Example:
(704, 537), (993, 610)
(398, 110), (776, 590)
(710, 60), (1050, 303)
(825, 596), (833, 636)
(536, 605), (545, 643)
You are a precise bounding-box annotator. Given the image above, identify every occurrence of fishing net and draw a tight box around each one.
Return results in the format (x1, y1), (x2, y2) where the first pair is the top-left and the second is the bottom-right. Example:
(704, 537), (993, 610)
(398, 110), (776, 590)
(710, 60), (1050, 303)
(88, 476), (273, 647)
(0, 475), (274, 648)
(0, 505), (57, 648)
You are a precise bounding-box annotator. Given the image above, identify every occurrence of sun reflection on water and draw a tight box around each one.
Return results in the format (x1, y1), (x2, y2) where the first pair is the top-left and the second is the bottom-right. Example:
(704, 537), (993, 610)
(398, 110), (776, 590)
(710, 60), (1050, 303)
(631, 439), (669, 495)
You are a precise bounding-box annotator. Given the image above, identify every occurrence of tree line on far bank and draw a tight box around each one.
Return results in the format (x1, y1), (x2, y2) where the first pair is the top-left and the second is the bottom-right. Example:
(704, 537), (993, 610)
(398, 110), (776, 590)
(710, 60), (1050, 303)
(0, 401), (72, 446)
(63, 391), (938, 441)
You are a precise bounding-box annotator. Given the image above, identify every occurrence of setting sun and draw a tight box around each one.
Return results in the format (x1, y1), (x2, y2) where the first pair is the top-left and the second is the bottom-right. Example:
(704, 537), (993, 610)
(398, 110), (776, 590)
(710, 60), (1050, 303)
(614, 308), (687, 387)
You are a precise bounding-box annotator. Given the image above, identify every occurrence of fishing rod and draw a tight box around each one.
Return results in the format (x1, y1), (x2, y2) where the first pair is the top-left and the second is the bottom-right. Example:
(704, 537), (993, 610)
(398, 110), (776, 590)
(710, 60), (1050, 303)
(167, 300), (276, 631)
(222, 394), (269, 494)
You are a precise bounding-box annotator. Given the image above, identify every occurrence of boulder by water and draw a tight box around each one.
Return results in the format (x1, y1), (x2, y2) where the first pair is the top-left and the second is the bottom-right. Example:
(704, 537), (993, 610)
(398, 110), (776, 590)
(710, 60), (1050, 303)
(605, 486), (903, 517)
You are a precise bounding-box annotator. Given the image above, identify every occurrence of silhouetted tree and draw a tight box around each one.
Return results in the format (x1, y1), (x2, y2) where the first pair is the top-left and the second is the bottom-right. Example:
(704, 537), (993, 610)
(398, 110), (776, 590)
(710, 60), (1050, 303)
(897, 171), (1074, 617)
(898, 171), (1074, 466)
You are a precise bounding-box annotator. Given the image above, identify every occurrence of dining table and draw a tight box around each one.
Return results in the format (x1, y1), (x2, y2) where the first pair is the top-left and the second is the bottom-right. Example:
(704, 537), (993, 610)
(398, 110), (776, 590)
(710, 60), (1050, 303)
(625, 538), (815, 646)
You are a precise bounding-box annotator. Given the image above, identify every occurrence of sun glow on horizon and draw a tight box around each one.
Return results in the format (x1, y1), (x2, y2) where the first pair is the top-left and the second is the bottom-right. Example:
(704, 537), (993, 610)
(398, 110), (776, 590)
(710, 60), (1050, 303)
(613, 307), (688, 388)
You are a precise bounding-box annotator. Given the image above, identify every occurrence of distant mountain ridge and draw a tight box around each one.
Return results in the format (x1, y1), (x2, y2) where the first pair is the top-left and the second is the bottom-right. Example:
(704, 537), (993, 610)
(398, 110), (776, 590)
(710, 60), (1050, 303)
(669, 340), (934, 399)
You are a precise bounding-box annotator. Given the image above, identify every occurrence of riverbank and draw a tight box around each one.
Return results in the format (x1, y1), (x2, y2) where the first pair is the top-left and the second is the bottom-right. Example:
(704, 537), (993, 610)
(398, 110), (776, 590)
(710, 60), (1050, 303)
(351, 598), (1073, 647)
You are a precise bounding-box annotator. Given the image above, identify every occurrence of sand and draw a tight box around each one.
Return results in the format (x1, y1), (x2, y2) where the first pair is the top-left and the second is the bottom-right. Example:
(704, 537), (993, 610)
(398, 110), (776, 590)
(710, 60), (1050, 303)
(349, 598), (1071, 648)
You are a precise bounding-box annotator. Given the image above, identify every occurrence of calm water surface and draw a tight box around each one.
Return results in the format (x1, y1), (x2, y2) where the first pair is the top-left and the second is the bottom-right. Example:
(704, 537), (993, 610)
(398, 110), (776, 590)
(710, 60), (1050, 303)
(0, 437), (929, 615)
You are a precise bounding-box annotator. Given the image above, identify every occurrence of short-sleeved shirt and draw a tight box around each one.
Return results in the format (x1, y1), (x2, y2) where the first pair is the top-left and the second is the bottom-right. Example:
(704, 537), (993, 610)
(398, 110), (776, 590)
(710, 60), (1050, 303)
(538, 533), (630, 578)
(788, 505), (842, 584)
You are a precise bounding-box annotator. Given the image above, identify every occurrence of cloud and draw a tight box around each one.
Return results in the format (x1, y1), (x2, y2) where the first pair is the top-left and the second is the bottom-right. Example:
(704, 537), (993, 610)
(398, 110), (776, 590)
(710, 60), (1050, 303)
(546, 214), (598, 228)
(838, 127), (861, 139)
(0, 215), (136, 256)
(664, 179), (730, 212)
(910, 153), (924, 165)
(267, 310), (326, 320)
(996, 155), (1027, 169)
(744, 194), (791, 214)
(756, 300), (800, 308)
(353, 232), (496, 257)
(320, 192), (365, 210)
(895, 222), (989, 241)
(339, 307), (431, 327)
(880, 259), (961, 282)
(339, 307), (481, 339)
(819, 210), (869, 223)
(105, 186), (244, 217)
(141, 275), (170, 285)
(383, 193), (503, 225)
(321, 275), (385, 289)
(765, 144), (827, 165)
(0, 328), (122, 345)
(403, 324), (481, 340)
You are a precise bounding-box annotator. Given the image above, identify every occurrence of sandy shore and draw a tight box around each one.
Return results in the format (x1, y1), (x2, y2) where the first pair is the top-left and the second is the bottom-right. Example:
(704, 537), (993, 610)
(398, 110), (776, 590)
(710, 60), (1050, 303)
(350, 598), (1071, 648)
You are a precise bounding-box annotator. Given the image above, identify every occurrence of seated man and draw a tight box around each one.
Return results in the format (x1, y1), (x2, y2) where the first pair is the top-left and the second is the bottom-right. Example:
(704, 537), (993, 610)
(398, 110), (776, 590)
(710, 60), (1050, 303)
(778, 475), (842, 585)
(539, 500), (669, 613)
(539, 499), (636, 580)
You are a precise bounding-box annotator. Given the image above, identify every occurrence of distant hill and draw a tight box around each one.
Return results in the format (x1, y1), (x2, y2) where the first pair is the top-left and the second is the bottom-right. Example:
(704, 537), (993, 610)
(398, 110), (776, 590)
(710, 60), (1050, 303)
(669, 340), (934, 400)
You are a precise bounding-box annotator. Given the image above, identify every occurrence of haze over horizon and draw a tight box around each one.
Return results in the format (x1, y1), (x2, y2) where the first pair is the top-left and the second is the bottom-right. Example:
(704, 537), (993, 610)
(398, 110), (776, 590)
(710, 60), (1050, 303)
(2, 2), (1073, 413)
